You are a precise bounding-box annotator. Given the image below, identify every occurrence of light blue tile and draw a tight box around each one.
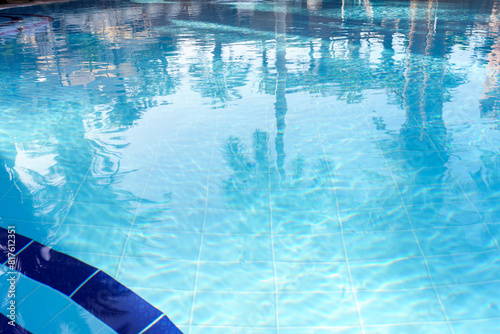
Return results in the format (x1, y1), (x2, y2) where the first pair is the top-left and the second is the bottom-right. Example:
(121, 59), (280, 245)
(0, 268), (40, 315)
(125, 229), (202, 260)
(191, 326), (276, 334)
(37, 302), (108, 334)
(271, 188), (336, 212)
(350, 258), (432, 291)
(406, 202), (482, 229)
(344, 231), (420, 261)
(364, 323), (452, 334)
(133, 208), (205, 232)
(117, 257), (196, 291)
(333, 168), (394, 189)
(192, 292), (275, 327)
(336, 188), (401, 210)
(451, 319), (500, 333)
(474, 201), (500, 224)
(399, 185), (466, 205)
(357, 289), (447, 325)
(277, 292), (359, 327)
(436, 282), (500, 320)
(272, 210), (340, 235)
(15, 284), (71, 332)
(204, 209), (271, 234)
(275, 262), (350, 292)
(487, 223), (500, 246)
(64, 202), (136, 228)
(415, 224), (497, 256)
(156, 185), (207, 209)
(280, 328), (361, 334)
(200, 234), (272, 262)
(53, 224), (129, 256)
(426, 251), (500, 286)
(274, 233), (345, 262)
(209, 188), (270, 211)
(339, 206), (410, 232)
(196, 261), (274, 292)
(0, 220), (58, 245)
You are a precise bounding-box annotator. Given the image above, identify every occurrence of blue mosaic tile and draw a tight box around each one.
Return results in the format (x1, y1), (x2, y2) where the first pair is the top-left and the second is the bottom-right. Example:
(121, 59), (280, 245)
(15, 241), (98, 296)
(143, 315), (182, 334)
(0, 312), (31, 334)
(0, 227), (32, 264)
(71, 270), (167, 334)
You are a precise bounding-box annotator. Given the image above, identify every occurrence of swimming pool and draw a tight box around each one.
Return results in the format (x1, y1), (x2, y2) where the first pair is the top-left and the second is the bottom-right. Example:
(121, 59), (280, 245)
(1, 0), (500, 332)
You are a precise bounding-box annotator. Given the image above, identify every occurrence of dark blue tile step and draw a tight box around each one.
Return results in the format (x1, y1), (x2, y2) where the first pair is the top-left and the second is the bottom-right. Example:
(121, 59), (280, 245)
(0, 227), (182, 334)
(0, 312), (31, 334)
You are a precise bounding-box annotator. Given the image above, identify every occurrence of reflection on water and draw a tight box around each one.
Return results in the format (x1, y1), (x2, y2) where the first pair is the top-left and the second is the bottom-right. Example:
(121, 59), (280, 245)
(1, 0), (500, 332)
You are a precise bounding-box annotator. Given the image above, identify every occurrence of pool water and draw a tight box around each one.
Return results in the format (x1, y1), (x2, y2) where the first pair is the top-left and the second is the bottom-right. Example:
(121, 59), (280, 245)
(1, 0), (500, 333)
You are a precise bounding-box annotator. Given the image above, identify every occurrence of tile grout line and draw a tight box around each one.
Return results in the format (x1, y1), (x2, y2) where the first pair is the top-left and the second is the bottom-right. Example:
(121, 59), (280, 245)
(68, 269), (100, 298)
(363, 114), (455, 334)
(2, 240), (34, 266)
(121, 274), (500, 293)
(310, 98), (366, 334)
(266, 90), (280, 333)
(15, 285), (41, 307)
(36, 303), (72, 333)
(188, 102), (220, 334)
(115, 97), (177, 281)
(138, 314), (165, 334)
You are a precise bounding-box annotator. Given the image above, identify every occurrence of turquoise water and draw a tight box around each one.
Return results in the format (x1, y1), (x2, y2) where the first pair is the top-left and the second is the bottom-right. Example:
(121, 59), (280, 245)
(1, 0), (500, 332)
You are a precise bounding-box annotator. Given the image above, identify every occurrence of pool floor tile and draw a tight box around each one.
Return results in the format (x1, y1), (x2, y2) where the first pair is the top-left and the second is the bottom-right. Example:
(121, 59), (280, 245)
(200, 233), (273, 262)
(133, 208), (206, 233)
(273, 233), (345, 263)
(450, 319), (500, 333)
(364, 323), (452, 334)
(196, 261), (275, 292)
(349, 257), (432, 291)
(426, 251), (500, 286)
(0, 268), (41, 315)
(436, 282), (500, 320)
(52, 224), (129, 256)
(192, 292), (276, 327)
(275, 262), (350, 292)
(117, 257), (197, 291)
(277, 292), (360, 327)
(203, 209), (271, 234)
(357, 289), (447, 325)
(487, 223), (500, 246)
(37, 302), (109, 334)
(271, 210), (340, 235)
(16, 285), (71, 333)
(189, 326), (276, 334)
(414, 224), (497, 256)
(279, 327), (362, 334)
(406, 202), (482, 229)
(344, 231), (421, 261)
(64, 202), (136, 228)
(124, 230), (202, 261)
(338, 206), (411, 232)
